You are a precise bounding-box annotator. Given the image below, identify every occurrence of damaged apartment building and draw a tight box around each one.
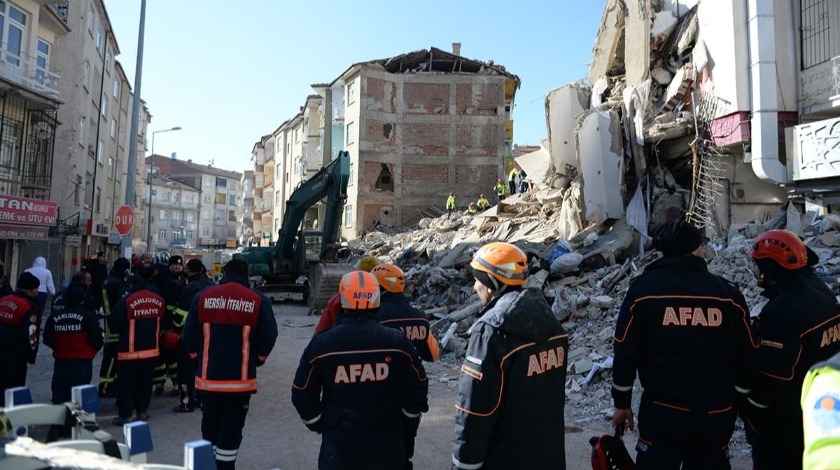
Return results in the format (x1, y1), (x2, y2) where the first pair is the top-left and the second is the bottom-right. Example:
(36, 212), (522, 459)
(541, 0), (840, 240)
(248, 45), (519, 244)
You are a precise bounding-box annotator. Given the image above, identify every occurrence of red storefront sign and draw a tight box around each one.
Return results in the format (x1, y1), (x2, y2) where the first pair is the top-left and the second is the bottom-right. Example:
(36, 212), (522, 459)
(0, 224), (49, 239)
(0, 195), (57, 227)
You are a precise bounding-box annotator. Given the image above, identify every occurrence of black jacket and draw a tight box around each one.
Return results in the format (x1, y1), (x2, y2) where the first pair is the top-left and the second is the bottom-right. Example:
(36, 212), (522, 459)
(377, 292), (439, 362)
(453, 288), (568, 470)
(109, 281), (164, 361)
(292, 314), (429, 470)
(173, 273), (215, 330)
(182, 276), (277, 395)
(0, 291), (40, 365)
(101, 270), (127, 344)
(612, 256), (758, 414)
(746, 276), (840, 439)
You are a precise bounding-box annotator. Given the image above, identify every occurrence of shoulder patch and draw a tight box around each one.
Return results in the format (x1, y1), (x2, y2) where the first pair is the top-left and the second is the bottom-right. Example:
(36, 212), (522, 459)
(810, 393), (840, 437)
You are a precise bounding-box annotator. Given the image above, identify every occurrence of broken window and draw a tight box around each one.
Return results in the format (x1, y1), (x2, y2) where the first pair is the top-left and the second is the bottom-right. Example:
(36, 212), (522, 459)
(375, 164), (394, 192)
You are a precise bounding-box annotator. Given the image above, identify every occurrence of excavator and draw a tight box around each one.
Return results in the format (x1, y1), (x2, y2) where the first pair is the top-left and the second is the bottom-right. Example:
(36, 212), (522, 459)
(234, 151), (351, 314)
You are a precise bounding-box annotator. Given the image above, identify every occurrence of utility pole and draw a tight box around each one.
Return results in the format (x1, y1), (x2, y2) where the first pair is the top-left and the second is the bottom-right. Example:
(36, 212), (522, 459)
(121, 0), (146, 258)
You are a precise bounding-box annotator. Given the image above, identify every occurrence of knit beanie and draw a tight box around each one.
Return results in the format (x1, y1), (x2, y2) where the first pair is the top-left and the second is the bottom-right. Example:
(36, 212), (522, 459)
(169, 255), (183, 266)
(653, 219), (703, 256)
(113, 257), (131, 274)
(186, 258), (205, 273)
(17, 272), (40, 290)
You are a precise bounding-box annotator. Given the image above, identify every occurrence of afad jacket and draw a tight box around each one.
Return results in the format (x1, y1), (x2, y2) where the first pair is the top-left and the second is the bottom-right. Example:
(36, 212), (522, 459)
(377, 292), (440, 362)
(44, 284), (103, 360)
(292, 314), (429, 470)
(109, 281), (164, 361)
(182, 275), (278, 395)
(453, 287), (568, 470)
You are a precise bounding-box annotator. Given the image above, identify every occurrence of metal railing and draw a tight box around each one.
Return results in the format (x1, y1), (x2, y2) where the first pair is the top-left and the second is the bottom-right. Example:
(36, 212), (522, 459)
(0, 45), (61, 99)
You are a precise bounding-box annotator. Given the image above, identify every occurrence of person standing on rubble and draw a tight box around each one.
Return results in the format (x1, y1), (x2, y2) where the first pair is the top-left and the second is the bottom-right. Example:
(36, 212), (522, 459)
(453, 242), (568, 470)
(744, 229), (840, 470)
(372, 263), (439, 469)
(507, 166), (520, 196)
(313, 255), (381, 336)
(292, 270), (429, 470)
(476, 194), (490, 211)
(494, 178), (507, 203)
(611, 218), (758, 469)
(446, 192), (457, 215)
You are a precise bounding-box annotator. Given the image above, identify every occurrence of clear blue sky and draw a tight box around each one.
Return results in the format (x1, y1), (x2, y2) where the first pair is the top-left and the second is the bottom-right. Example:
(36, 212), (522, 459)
(104, 0), (604, 174)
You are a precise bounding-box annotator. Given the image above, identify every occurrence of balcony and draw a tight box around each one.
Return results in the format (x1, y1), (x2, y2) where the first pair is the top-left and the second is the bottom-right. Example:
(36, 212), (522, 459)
(0, 45), (61, 99)
(833, 55), (840, 101)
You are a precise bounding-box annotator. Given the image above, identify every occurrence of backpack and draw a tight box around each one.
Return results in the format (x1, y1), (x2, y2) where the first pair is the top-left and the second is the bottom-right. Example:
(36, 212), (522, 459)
(590, 425), (635, 470)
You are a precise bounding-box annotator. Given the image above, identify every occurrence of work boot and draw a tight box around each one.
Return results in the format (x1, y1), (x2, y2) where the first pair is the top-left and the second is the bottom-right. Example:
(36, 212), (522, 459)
(111, 416), (131, 426)
(136, 412), (150, 421)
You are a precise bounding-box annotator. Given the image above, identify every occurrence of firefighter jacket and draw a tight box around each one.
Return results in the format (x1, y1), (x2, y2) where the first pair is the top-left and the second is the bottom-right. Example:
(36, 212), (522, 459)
(173, 273), (214, 331)
(453, 288), (568, 470)
(377, 292), (440, 362)
(802, 267), (835, 300)
(109, 281), (164, 361)
(154, 274), (184, 331)
(292, 314), (429, 470)
(182, 275), (278, 395)
(101, 270), (127, 344)
(746, 276), (840, 438)
(44, 284), (103, 360)
(612, 256), (757, 413)
(0, 291), (40, 365)
(801, 351), (840, 470)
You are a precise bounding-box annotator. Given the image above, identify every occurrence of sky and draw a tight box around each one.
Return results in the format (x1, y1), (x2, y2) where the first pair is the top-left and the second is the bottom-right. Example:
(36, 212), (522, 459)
(104, 0), (604, 175)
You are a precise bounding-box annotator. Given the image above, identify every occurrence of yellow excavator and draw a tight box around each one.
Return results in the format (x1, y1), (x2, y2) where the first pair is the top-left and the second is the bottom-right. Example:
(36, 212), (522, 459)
(233, 151), (351, 314)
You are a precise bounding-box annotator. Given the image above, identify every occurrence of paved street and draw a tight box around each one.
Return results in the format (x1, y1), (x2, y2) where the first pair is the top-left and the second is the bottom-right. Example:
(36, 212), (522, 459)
(22, 303), (749, 469)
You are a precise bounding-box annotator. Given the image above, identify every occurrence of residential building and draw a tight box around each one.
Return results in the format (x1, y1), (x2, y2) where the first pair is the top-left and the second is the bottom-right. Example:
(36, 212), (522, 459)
(239, 170), (254, 246)
(251, 137), (268, 246)
(145, 155), (242, 250)
(146, 174), (200, 252)
(52, 0), (136, 281)
(0, 2), (68, 281)
(316, 46), (519, 239)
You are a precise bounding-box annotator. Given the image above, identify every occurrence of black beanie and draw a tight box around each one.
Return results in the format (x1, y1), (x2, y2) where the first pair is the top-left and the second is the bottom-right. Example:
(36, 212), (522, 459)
(17, 272), (40, 290)
(186, 258), (205, 273)
(169, 255), (183, 266)
(113, 257), (130, 273)
(653, 219), (703, 256)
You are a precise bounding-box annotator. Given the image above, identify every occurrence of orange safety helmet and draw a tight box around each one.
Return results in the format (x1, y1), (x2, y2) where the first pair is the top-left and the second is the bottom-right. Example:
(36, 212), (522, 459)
(371, 264), (406, 293)
(338, 271), (381, 310)
(470, 242), (527, 287)
(161, 330), (181, 350)
(751, 229), (807, 270)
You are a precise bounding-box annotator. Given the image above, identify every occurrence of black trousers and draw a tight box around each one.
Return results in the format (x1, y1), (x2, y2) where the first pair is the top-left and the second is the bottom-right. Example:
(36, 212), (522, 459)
(51, 358), (93, 404)
(635, 398), (735, 470)
(0, 361), (28, 407)
(746, 413), (803, 470)
(200, 393), (251, 470)
(153, 348), (178, 390)
(175, 343), (197, 410)
(115, 358), (154, 419)
(98, 342), (118, 396)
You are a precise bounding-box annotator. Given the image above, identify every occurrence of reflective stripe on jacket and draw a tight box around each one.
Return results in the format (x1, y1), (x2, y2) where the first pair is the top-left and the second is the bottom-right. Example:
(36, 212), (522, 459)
(110, 286), (164, 361)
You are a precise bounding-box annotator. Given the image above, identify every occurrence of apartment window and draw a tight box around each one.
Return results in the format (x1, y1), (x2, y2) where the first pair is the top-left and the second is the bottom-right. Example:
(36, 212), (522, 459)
(35, 39), (49, 83)
(275, 190), (281, 205)
(343, 205), (352, 228)
(205, 177), (213, 187)
(101, 96), (108, 116)
(113, 79), (120, 99)
(801, 0), (838, 68)
(87, 4), (94, 32)
(347, 81), (356, 104)
(0, 120), (17, 168)
(97, 140), (104, 163)
(173, 211), (182, 221)
(158, 229), (167, 241)
(79, 117), (86, 145)
(161, 191), (170, 202)
(346, 122), (355, 144)
(75, 175), (82, 205)
(110, 119), (116, 139)
(105, 49), (111, 75)
(216, 177), (227, 187)
(348, 162), (354, 185)
(228, 210), (235, 222)
(186, 212), (195, 222)
(202, 227), (210, 237)
(229, 195), (236, 205)
(203, 211), (210, 220)
(185, 193), (194, 204)
(83, 61), (90, 90)
(159, 209), (166, 220)
(96, 24), (104, 53)
(104, 198), (112, 219)
(186, 230), (193, 240)
(95, 191), (101, 211)
(108, 157), (114, 179)
(0, 4), (26, 67)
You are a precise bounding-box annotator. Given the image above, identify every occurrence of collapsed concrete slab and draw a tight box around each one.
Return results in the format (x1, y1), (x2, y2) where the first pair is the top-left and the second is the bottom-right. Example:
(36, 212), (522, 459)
(514, 142), (552, 186)
(588, 0), (626, 85)
(576, 109), (625, 224)
(545, 84), (590, 176)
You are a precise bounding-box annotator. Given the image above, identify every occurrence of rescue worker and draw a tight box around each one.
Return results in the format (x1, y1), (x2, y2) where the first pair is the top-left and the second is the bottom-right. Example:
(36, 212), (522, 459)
(464, 203), (477, 216)
(43, 271), (103, 440)
(81, 251), (108, 311)
(611, 218), (758, 469)
(518, 169), (530, 193)
(292, 270), (429, 470)
(182, 259), (278, 469)
(371, 263), (438, 469)
(172, 258), (214, 413)
(452, 242), (568, 470)
(744, 229), (840, 470)
(802, 246), (834, 299)
(507, 166), (520, 196)
(0, 272), (41, 406)
(801, 351), (840, 470)
(494, 178), (507, 203)
(153, 257), (186, 395)
(313, 255), (380, 336)
(476, 194), (490, 211)
(446, 192), (457, 215)
(167, 255), (188, 283)
(99, 257), (130, 397)
(109, 267), (165, 425)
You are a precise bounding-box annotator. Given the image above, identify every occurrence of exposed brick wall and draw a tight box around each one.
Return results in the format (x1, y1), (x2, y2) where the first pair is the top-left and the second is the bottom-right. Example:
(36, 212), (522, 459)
(400, 164), (449, 186)
(404, 83), (449, 114)
(365, 77), (396, 113)
(455, 165), (498, 193)
(366, 119), (396, 144)
(455, 82), (502, 115)
(402, 123), (450, 147)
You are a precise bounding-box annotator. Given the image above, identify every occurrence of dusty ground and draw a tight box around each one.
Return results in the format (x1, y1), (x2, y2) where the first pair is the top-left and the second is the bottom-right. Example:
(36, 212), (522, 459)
(23, 303), (752, 469)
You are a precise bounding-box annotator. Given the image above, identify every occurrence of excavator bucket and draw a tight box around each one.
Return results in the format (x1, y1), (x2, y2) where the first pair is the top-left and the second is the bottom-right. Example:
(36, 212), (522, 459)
(308, 263), (352, 315)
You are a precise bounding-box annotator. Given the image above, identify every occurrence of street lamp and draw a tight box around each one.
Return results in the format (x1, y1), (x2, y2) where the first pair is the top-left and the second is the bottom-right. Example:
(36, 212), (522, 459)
(146, 126), (182, 253)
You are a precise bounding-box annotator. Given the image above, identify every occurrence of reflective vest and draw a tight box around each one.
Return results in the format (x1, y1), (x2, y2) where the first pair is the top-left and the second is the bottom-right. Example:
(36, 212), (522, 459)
(495, 183), (506, 196)
(802, 352), (840, 470)
(446, 195), (456, 210)
(477, 197), (490, 209)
